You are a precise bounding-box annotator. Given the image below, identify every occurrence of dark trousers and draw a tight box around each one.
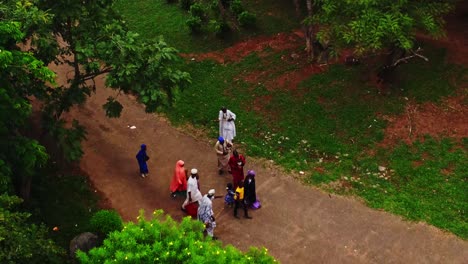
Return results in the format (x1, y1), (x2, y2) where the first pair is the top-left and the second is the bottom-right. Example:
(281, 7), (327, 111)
(234, 199), (249, 217)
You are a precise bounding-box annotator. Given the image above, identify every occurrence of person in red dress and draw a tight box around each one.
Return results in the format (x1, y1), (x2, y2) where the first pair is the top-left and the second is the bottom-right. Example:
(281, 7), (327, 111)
(228, 149), (246, 189)
(170, 160), (188, 197)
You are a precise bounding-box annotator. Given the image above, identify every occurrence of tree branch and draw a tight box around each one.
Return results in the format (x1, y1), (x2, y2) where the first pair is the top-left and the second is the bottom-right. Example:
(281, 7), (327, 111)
(81, 67), (113, 82)
(391, 47), (429, 67)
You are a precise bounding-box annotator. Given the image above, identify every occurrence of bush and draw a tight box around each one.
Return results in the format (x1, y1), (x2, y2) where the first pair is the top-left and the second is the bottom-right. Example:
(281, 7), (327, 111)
(179, 0), (193, 10)
(210, 0), (219, 13)
(89, 210), (123, 236)
(238, 11), (256, 28)
(230, 0), (244, 16)
(77, 210), (277, 263)
(190, 3), (205, 19)
(186, 16), (203, 34)
(209, 19), (230, 37)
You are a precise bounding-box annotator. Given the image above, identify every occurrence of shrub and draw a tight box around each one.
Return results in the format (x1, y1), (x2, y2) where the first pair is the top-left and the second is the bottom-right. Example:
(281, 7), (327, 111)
(77, 210), (277, 263)
(89, 210), (123, 236)
(209, 19), (230, 37)
(210, 0), (219, 13)
(179, 0), (193, 10)
(238, 11), (256, 28)
(230, 0), (244, 16)
(190, 3), (205, 19)
(186, 16), (203, 34)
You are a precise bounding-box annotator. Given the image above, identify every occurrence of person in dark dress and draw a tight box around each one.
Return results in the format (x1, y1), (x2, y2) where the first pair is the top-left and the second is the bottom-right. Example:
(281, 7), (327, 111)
(136, 144), (149, 178)
(244, 170), (256, 206)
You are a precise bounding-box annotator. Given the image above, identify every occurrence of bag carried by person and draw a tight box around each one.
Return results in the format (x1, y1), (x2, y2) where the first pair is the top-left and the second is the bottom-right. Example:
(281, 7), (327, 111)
(250, 198), (261, 210)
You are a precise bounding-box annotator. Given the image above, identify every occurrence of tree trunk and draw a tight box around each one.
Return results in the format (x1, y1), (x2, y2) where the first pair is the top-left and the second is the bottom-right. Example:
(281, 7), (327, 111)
(20, 175), (32, 202)
(377, 46), (406, 83)
(304, 0), (314, 59)
(293, 0), (300, 16)
(218, 0), (226, 18)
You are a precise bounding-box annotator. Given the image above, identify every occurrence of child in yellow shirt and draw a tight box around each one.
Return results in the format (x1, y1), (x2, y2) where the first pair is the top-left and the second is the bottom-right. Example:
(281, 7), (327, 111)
(234, 180), (252, 219)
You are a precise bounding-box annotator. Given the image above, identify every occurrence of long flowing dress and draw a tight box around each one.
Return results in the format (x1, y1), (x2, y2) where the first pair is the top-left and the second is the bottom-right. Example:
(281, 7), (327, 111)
(219, 109), (236, 141)
(136, 146), (149, 174)
(197, 195), (216, 237)
(215, 140), (232, 171)
(170, 160), (187, 193)
(228, 154), (246, 189)
(244, 175), (256, 206)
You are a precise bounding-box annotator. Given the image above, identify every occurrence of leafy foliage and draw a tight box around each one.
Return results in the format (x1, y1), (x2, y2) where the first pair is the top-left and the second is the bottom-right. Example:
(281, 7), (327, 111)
(19, 0), (191, 161)
(190, 3), (206, 19)
(238, 11), (256, 28)
(103, 97), (124, 118)
(179, 0), (193, 10)
(186, 16), (203, 34)
(114, 0), (299, 52)
(89, 210), (124, 236)
(77, 210), (276, 263)
(230, 0), (245, 16)
(209, 19), (231, 37)
(0, 2), (65, 261)
(0, 0), (55, 198)
(0, 195), (65, 264)
(309, 0), (456, 54)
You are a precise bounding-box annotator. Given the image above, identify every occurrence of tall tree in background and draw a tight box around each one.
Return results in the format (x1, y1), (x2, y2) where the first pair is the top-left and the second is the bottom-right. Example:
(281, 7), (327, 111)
(302, 0), (456, 71)
(24, 0), (191, 162)
(304, 0), (315, 59)
(0, 0), (55, 201)
(2, 0), (191, 198)
(0, 1), (64, 262)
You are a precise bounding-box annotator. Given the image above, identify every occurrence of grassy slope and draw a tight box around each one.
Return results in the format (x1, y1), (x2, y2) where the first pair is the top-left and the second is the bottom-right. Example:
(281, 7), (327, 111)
(114, 0), (299, 52)
(114, 0), (468, 238)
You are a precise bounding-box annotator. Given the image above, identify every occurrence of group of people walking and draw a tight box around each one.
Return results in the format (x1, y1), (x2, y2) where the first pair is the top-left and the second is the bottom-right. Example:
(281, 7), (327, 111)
(135, 107), (259, 239)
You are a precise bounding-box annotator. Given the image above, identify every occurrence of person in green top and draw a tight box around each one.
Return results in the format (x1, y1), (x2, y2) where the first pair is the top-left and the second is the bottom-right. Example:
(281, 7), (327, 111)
(234, 180), (252, 219)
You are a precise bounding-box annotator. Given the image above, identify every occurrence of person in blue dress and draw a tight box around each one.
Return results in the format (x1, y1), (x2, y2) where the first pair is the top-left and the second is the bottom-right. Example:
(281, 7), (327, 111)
(136, 144), (149, 178)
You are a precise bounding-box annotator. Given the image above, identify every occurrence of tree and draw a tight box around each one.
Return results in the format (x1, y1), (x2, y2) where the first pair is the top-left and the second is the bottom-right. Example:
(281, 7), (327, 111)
(0, 0), (55, 201)
(30, 0), (191, 162)
(302, 0), (456, 69)
(0, 3), (64, 262)
(77, 210), (276, 263)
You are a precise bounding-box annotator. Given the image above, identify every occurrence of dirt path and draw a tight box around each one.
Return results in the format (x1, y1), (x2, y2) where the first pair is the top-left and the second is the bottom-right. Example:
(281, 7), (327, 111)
(58, 73), (467, 263)
(55, 4), (468, 260)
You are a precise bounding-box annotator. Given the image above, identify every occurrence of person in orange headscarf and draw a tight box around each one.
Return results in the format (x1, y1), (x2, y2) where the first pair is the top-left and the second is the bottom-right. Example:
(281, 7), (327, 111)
(170, 160), (188, 198)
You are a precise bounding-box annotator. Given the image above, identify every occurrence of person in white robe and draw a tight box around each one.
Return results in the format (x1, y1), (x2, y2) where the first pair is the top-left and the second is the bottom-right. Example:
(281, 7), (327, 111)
(182, 168), (202, 210)
(219, 107), (236, 142)
(197, 189), (217, 239)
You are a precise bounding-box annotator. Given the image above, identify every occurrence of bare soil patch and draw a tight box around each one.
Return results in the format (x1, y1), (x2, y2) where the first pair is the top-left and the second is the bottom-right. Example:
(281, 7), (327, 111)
(380, 95), (468, 146)
(183, 31), (304, 64)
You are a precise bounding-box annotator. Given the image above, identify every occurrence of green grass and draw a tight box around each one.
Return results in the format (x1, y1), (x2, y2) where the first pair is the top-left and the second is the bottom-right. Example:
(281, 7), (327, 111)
(30, 167), (99, 249)
(114, 0), (468, 238)
(393, 47), (467, 101)
(353, 138), (468, 237)
(114, 0), (299, 52)
(163, 49), (467, 238)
